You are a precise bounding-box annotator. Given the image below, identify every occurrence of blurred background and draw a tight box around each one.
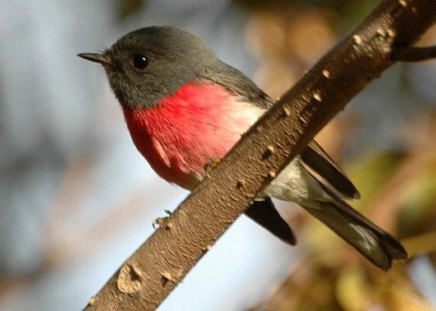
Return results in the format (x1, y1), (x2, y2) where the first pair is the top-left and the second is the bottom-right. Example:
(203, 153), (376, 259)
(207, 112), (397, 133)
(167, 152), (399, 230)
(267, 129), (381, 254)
(1, 0), (435, 310)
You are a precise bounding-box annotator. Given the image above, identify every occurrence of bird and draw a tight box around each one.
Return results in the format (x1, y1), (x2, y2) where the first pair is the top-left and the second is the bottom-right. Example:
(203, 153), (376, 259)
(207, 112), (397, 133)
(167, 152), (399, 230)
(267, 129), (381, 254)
(79, 26), (407, 270)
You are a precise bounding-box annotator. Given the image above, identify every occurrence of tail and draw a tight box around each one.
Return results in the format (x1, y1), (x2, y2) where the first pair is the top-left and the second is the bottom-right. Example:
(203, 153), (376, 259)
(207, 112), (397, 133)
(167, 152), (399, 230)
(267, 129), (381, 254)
(302, 195), (407, 270)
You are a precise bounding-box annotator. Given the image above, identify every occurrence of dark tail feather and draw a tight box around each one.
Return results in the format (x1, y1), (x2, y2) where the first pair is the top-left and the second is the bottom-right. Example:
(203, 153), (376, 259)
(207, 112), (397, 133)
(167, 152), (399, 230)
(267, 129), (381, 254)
(302, 197), (407, 270)
(245, 198), (296, 245)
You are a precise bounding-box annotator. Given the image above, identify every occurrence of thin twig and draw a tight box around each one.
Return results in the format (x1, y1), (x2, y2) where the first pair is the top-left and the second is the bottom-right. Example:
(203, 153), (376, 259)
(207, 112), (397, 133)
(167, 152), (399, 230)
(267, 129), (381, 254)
(391, 45), (436, 62)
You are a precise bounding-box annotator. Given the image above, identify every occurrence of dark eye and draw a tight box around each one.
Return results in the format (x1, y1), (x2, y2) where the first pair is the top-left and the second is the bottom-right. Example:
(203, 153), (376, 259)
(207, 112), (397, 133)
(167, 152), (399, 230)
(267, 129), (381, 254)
(132, 54), (148, 70)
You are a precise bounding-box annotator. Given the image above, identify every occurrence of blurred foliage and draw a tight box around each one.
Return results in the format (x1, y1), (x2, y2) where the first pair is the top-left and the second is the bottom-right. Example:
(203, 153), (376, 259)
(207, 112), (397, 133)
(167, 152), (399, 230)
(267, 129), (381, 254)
(234, 0), (379, 27)
(116, 0), (145, 20)
(243, 3), (339, 98)
(348, 151), (407, 210)
(249, 258), (435, 311)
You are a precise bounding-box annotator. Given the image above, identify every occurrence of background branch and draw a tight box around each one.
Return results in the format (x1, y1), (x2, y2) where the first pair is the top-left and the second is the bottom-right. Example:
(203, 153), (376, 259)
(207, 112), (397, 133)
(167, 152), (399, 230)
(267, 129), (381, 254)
(86, 0), (436, 310)
(391, 45), (436, 62)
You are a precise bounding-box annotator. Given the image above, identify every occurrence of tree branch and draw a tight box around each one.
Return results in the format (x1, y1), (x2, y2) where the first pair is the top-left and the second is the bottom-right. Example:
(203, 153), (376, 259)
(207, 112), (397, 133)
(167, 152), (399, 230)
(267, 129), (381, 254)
(85, 1), (436, 310)
(391, 45), (436, 62)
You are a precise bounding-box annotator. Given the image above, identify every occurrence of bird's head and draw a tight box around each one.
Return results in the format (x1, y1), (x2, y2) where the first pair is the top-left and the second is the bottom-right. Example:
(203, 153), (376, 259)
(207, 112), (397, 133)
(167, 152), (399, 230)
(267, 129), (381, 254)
(79, 26), (219, 109)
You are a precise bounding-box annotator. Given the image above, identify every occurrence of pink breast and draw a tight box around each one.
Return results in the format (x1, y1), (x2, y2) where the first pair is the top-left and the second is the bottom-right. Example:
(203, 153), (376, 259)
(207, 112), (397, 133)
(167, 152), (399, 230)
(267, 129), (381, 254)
(122, 82), (260, 189)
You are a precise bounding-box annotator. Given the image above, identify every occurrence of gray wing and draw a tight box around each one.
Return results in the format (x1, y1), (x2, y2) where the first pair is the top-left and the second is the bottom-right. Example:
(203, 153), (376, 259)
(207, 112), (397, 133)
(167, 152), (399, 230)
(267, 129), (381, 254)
(301, 141), (360, 200)
(201, 61), (272, 109)
(204, 61), (360, 200)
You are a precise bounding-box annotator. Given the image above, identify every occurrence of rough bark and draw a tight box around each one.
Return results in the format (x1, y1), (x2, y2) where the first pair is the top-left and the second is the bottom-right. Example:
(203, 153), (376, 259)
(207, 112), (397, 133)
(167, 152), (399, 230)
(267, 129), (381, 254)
(85, 1), (436, 310)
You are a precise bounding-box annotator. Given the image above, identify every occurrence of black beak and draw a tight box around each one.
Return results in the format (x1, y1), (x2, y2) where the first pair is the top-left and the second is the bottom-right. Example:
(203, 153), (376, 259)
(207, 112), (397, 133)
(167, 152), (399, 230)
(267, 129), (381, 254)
(78, 53), (110, 66)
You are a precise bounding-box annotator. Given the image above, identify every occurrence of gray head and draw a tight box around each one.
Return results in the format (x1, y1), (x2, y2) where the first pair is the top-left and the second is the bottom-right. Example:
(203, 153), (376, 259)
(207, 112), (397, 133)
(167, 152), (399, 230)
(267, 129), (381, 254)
(79, 26), (220, 109)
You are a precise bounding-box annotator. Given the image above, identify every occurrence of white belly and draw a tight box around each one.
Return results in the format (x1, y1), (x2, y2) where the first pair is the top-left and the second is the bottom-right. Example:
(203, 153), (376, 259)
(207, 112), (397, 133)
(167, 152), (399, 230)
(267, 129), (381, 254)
(264, 156), (327, 204)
